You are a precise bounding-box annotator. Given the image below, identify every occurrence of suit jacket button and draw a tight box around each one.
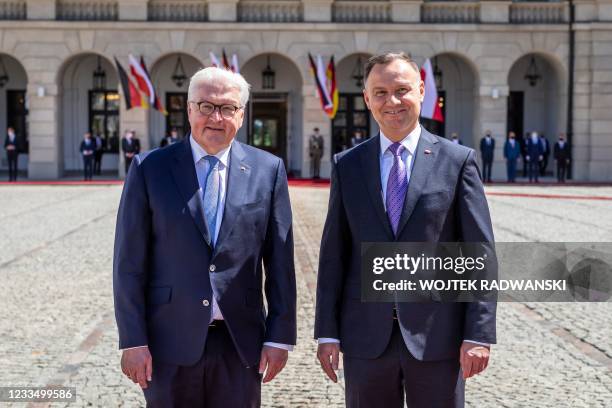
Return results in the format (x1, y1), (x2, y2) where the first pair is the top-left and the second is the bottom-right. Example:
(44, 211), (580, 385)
(209, 264), (216, 272)
(202, 299), (210, 307)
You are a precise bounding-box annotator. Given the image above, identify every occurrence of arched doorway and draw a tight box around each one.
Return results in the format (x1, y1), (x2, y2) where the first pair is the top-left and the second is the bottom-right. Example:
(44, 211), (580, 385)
(0, 54), (28, 178)
(148, 53), (202, 147)
(240, 53), (303, 175)
(507, 53), (565, 176)
(422, 53), (478, 147)
(333, 53), (374, 154)
(59, 53), (119, 176)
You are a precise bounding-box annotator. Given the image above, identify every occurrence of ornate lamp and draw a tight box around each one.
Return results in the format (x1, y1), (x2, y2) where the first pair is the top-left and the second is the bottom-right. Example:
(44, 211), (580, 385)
(262, 56), (275, 90)
(524, 56), (541, 87)
(351, 56), (364, 88)
(92, 56), (106, 90)
(171, 55), (187, 88)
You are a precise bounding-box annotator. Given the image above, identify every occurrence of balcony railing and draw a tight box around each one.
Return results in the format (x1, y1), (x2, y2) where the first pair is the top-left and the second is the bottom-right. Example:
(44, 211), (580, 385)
(0, 1), (26, 20)
(148, 1), (208, 21)
(332, 1), (391, 23)
(238, 0), (302, 22)
(421, 1), (480, 24)
(57, 0), (118, 21)
(510, 1), (567, 24)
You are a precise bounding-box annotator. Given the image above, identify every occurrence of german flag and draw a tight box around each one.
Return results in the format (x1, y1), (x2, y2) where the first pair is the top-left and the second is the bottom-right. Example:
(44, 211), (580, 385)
(114, 57), (146, 110)
(326, 56), (339, 119)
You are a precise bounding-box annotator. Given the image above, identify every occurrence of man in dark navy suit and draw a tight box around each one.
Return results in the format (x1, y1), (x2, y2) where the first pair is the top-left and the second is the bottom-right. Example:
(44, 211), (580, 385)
(114, 67), (296, 407)
(525, 131), (544, 183)
(80, 132), (95, 181)
(554, 133), (570, 183)
(503, 131), (521, 182)
(479, 130), (495, 183)
(121, 130), (140, 174)
(315, 53), (496, 408)
(4, 127), (19, 182)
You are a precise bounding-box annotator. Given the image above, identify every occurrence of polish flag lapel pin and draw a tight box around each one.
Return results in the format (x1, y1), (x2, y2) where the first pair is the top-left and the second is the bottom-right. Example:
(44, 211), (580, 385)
(424, 149), (432, 155)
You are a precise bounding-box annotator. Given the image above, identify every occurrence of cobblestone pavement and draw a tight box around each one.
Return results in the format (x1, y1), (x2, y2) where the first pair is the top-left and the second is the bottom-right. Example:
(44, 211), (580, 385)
(0, 184), (611, 407)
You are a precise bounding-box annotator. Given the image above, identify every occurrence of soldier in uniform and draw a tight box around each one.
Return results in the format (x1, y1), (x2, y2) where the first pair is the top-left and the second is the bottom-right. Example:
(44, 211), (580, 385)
(309, 127), (324, 179)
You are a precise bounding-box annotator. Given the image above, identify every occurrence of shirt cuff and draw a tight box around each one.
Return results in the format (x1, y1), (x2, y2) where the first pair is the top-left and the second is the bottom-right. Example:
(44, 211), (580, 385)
(263, 342), (294, 351)
(464, 340), (490, 347)
(120, 345), (148, 351)
(318, 338), (340, 344)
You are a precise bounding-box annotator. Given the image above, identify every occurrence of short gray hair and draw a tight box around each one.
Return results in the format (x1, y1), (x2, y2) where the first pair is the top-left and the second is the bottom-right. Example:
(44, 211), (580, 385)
(188, 66), (251, 107)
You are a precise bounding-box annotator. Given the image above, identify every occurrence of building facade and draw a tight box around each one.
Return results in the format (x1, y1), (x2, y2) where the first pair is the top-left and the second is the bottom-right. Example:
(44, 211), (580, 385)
(0, 0), (611, 180)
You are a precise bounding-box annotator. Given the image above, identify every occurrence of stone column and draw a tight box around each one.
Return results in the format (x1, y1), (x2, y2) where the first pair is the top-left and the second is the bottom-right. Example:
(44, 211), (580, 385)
(302, 0), (333, 22)
(27, 76), (61, 179)
(478, 84), (508, 182)
(26, 0), (55, 20)
(302, 84), (332, 178)
(479, 1), (511, 23)
(587, 28), (612, 180)
(118, 0), (148, 21)
(572, 29), (592, 181)
(390, 1), (422, 23)
(208, 0), (239, 22)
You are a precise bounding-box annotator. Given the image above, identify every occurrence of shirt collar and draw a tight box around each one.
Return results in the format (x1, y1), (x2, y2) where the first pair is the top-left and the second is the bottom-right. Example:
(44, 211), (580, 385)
(189, 134), (231, 168)
(380, 125), (421, 157)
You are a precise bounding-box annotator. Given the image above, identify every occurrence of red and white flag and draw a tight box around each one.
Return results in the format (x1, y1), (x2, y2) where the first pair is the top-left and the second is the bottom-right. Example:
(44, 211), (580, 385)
(231, 54), (240, 73)
(129, 54), (155, 105)
(420, 59), (444, 122)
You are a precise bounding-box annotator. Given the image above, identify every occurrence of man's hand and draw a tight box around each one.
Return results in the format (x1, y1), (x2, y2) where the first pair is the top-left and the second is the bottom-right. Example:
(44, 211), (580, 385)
(259, 346), (288, 383)
(460, 341), (490, 380)
(317, 343), (340, 383)
(121, 347), (153, 389)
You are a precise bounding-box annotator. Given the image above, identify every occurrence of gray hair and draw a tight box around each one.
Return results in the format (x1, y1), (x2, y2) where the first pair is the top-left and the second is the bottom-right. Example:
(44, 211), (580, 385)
(188, 66), (251, 107)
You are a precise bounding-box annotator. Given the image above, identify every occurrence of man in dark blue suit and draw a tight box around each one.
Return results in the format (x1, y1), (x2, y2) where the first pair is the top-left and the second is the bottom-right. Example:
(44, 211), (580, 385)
(114, 67), (296, 407)
(315, 53), (496, 408)
(479, 130), (495, 183)
(503, 131), (521, 182)
(525, 131), (544, 183)
(4, 127), (19, 182)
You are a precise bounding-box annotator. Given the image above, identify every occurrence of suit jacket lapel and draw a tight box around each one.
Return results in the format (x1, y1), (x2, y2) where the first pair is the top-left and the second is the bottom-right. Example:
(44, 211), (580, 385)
(396, 129), (440, 238)
(170, 139), (212, 247)
(360, 135), (394, 239)
(214, 141), (251, 253)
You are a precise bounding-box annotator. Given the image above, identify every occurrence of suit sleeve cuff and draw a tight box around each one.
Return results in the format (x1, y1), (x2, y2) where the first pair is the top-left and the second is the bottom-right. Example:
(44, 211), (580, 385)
(318, 338), (340, 344)
(464, 340), (490, 347)
(263, 342), (294, 351)
(120, 345), (148, 351)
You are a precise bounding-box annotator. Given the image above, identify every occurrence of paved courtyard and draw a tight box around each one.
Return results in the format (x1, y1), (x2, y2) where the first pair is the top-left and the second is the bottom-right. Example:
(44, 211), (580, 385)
(0, 183), (611, 407)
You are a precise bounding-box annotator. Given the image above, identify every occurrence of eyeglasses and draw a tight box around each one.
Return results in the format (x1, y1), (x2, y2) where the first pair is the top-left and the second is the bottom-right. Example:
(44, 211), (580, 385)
(189, 101), (242, 118)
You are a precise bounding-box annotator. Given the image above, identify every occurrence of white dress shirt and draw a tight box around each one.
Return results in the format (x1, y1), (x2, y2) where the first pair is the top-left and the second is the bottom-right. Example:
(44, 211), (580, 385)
(123, 136), (292, 351)
(319, 126), (489, 348)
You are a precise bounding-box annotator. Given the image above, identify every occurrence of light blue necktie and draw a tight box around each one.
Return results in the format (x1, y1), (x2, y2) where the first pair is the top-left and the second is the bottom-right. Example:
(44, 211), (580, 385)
(203, 155), (220, 246)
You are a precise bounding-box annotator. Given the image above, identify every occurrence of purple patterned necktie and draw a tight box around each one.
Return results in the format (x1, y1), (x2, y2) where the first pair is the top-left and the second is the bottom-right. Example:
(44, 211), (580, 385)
(386, 142), (407, 236)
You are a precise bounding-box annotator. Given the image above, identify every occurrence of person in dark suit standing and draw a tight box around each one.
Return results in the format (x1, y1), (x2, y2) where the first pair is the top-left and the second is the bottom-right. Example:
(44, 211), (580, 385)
(554, 133), (570, 183)
(450, 131), (463, 145)
(525, 131), (544, 183)
(503, 131), (521, 183)
(80, 132), (95, 181)
(93, 133), (104, 175)
(309, 127), (324, 179)
(4, 127), (18, 182)
(114, 67), (296, 407)
(160, 129), (180, 148)
(539, 133), (550, 177)
(121, 130), (140, 174)
(479, 130), (495, 183)
(315, 52), (496, 408)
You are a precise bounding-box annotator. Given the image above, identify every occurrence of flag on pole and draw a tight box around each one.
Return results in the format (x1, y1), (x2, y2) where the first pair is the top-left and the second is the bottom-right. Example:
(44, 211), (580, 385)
(139, 56), (167, 116)
(114, 57), (146, 110)
(326, 56), (339, 119)
(231, 54), (240, 73)
(128, 54), (154, 106)
(222, 49), (231, 70)
(308, 53), (333, 117)
(209, 52), (220, 68)
(420, 59), (444, 122)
